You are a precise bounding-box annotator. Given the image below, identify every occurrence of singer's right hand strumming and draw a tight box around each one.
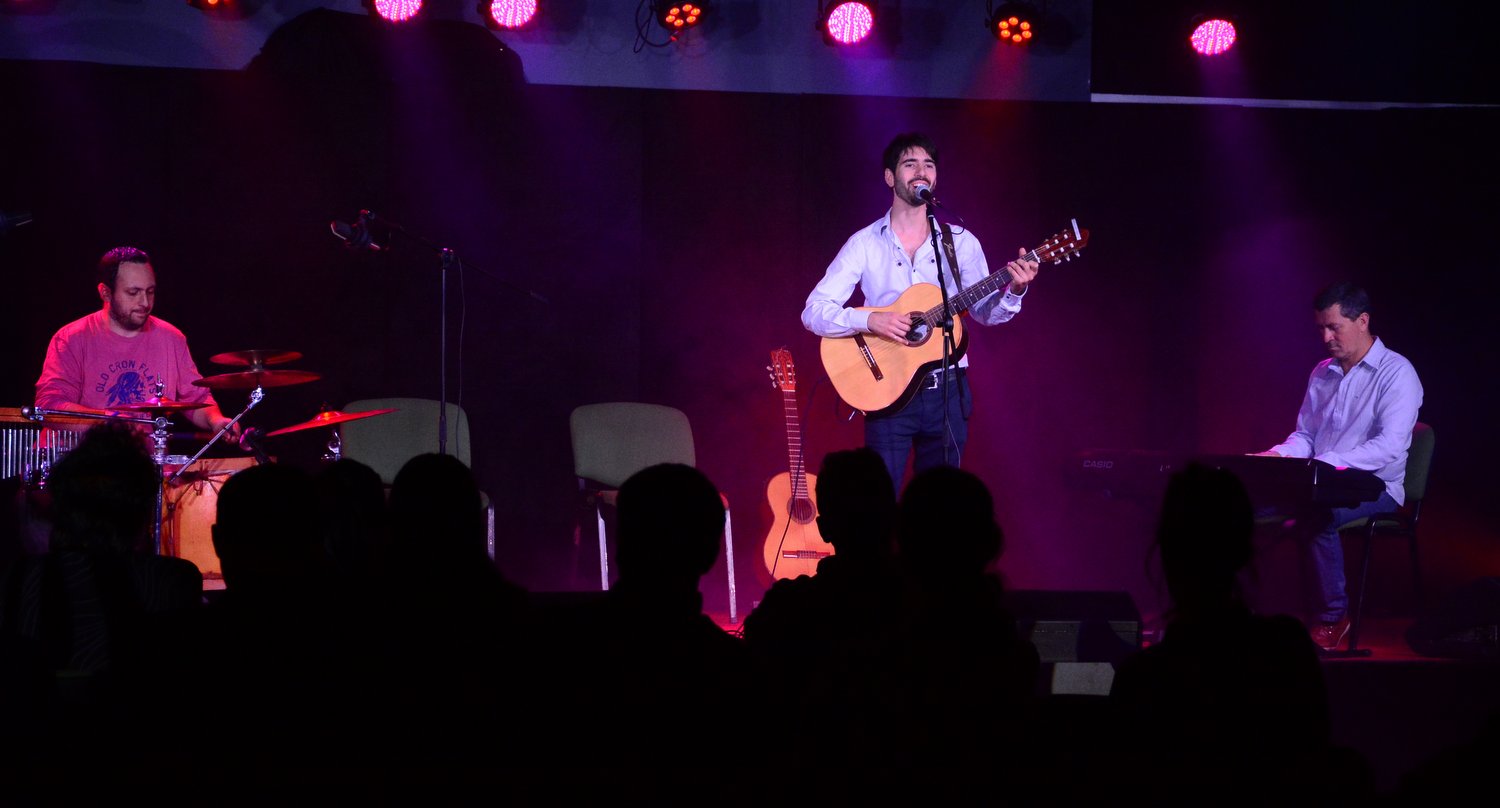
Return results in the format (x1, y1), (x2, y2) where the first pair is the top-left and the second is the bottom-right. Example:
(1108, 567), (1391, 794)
(867, 311), (915, 344)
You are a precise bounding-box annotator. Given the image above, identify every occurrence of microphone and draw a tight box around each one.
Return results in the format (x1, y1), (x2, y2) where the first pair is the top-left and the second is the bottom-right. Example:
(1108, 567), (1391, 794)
(0, 210), (34, 234)
(912, 183), (941, 206)
(329, 210), (383, 251)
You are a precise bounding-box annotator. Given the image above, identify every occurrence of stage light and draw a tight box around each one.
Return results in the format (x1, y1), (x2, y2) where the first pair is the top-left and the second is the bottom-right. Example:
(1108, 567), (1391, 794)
(367, 0), (423, 23)
(1190, 17), (1236, 56)
(986, 2), (1035, 45)
(653, 1), (705, 36)
(820, 1), (875, 46)
(483, 0), (538, 29)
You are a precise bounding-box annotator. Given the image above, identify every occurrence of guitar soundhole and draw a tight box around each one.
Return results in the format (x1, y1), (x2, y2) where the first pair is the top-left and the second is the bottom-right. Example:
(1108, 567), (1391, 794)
(788, 497), (816, 524)
(905, 313), (931, 346)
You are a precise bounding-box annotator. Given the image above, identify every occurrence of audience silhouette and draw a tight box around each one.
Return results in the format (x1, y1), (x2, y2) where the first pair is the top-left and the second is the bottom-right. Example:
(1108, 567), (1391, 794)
(1109, 462), (1367, 802)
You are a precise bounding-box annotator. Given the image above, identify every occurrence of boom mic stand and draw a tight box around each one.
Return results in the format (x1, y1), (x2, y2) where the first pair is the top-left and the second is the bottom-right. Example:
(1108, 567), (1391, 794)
(333, 210), (548, 455)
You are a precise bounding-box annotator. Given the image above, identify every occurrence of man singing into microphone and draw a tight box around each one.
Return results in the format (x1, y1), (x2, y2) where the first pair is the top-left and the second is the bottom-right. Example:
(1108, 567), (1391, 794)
(802, 132), (1040, 488)
(35, 246), (238, 438)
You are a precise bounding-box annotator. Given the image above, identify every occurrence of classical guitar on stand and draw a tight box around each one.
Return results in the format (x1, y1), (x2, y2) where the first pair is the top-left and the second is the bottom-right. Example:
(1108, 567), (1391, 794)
(820, 220), (1089, 416)
(762, 348), (830, 580)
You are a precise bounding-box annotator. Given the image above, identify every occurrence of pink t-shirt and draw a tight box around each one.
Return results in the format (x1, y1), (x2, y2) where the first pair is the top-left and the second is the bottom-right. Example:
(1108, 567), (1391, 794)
(35, 310), (217, 411)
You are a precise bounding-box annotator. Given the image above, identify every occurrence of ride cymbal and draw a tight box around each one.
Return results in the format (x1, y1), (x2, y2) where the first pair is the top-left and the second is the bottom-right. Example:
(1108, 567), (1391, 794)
(192, 370), (322, 390)
(208, 349), (303, 369)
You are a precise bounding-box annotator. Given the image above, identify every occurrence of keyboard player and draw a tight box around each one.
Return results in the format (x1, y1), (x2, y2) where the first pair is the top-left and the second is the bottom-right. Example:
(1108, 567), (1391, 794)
(1252, 282), (1423, 652)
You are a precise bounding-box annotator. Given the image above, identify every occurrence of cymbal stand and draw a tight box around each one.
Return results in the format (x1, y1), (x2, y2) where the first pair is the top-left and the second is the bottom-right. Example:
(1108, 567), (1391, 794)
(323, 426), (342, 463)
(165, 385), (265, 486)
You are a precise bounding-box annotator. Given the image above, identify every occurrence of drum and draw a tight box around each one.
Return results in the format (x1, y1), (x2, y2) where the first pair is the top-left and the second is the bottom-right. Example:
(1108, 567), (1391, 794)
(161, 456), (258, 582)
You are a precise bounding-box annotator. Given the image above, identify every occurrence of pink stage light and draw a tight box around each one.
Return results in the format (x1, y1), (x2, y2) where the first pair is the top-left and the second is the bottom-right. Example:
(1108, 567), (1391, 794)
(1190, 18), (1236, 56)
(488, 0), (538, 29)
(825, 2), (875, 46)
(373, 0), (423, 23)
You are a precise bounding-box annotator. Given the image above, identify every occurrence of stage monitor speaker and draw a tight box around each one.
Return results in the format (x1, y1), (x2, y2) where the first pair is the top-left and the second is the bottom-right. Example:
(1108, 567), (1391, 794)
(1407, 576), (1500, 660)
(1006, 589), (1142, 665)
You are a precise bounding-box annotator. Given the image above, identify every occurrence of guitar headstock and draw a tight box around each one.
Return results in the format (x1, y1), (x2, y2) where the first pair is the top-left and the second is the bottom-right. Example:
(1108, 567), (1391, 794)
(768, 347), (797, 393)
(1033, 218), (1090, 265)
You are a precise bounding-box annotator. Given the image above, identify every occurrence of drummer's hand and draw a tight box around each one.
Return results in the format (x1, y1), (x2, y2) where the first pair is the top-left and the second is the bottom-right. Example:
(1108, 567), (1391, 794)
(211, 415), (242, 440)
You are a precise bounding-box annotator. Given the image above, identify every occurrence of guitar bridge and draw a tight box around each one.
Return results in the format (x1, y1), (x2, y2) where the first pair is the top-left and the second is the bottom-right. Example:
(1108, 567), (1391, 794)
(853, 334), (884, 381)
(782, 550), (833, 559)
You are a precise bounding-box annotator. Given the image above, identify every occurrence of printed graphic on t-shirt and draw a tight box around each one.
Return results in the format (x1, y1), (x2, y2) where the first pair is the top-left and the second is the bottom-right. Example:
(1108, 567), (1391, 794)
(96, 359), (159, 406)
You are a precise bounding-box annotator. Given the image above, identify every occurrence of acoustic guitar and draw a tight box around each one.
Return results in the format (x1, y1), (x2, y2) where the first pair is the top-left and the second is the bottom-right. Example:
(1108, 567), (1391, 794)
(819, 220), (1089, 415)
(762, 347), (830, 580)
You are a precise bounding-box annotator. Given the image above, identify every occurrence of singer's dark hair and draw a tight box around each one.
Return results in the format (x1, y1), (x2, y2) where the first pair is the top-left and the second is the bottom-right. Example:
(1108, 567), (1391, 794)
(97, 246), (152, 291)
(882, 132), (939, 174)
(1313, 281), (1371, 321)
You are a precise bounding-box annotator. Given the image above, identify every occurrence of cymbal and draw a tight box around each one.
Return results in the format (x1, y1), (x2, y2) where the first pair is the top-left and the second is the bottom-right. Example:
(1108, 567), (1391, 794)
(111, 398), (211, 414)
(265, 408), (398, 437)
(208, 349), (303, 369)
(192, 369), (322, 390)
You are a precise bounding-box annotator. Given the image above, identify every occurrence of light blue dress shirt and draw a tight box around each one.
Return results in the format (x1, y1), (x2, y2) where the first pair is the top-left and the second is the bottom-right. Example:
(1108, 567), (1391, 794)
(1270, 337), (1423, 505)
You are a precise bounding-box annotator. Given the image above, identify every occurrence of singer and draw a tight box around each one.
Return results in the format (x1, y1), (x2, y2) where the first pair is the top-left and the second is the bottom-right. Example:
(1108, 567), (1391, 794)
(801, 132), (1040, 488)
(34, 246), (240, 439)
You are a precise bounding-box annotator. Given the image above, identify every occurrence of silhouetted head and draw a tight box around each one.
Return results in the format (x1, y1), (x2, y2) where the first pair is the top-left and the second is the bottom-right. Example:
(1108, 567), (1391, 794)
(46, 421), (158, 553)
(897, 466), (1003, 582)
(314, 458), (389, 579)
(616, 463), (724, 589)
(815, 447), (895, 559)
(388, 453), (486, 561)
(213, 463), (324, 591)
(1155, 463), (1254, 613)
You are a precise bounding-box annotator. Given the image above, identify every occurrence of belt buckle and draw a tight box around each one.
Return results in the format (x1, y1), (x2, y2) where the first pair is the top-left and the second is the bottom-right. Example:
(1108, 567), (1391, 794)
(922, 372), (942, 390)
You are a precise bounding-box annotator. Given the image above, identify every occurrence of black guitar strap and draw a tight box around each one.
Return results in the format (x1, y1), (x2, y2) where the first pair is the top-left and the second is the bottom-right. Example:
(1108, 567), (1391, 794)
(938, 223), (960, 291)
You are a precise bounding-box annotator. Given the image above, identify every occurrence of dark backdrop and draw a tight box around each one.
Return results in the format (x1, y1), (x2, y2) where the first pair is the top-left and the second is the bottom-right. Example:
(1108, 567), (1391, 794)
(3, 11), (1496, 622)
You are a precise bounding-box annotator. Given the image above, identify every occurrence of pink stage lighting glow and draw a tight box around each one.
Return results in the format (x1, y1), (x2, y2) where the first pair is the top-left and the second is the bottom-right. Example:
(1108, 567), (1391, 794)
(1190, 18), (1236, 56)
(488, 0), (538, 28)
(373, 0), (423, 23)
(826, 2), (875, 45)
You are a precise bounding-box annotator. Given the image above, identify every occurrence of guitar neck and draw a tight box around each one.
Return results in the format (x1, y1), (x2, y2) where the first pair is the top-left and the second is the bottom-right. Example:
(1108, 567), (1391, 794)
(782, 389), (809, 500)
(923, 247), (1041, 324)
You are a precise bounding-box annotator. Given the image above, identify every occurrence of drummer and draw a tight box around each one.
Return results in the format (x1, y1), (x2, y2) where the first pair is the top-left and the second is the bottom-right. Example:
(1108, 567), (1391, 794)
(34, 246), (239, 438)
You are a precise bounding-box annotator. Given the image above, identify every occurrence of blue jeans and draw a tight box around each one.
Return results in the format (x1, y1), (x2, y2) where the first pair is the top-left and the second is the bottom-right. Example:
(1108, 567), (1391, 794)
(1302, 491), (1399, 623)
(865, 370), (970, 493)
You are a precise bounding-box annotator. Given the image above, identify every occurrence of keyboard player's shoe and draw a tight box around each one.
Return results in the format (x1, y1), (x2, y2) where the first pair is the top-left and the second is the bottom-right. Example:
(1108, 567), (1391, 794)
(1312, 617), (1352, 652)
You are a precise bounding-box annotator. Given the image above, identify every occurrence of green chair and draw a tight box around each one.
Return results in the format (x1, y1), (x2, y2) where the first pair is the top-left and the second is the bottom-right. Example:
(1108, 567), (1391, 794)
(340, 397), (495, 559)
(569, 402), (738, 623)
(1340, 422), (1435, 654)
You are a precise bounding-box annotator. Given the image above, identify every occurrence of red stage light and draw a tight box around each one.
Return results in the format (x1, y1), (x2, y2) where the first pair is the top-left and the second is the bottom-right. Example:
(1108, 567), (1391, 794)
(487, 0), (537, 29)
(656, 2), (704, 34)
(1190, 18), (1236, 56)
(823, 2), (875, 46)
(987, 3), (1037, 44)
(371, 0), (423, 23)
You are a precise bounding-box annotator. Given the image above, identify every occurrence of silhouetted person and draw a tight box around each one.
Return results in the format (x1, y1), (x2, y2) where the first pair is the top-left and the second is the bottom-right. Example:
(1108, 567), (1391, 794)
(876, 466), (1039, 780)
(0, 422), (199, 674)
(741, 448), (904, 773)
(1110, 463), (1363, 802)
(379, 453), (525, 777)
(0, 422), (200, 788)
(534, 463), (754, 796)
(313, 457), (389, 591)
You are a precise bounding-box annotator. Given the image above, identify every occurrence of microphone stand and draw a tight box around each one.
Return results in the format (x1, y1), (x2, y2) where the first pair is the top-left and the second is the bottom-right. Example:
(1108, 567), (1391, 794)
(922, 198), (959, 467)
(353, 210), (548, 456)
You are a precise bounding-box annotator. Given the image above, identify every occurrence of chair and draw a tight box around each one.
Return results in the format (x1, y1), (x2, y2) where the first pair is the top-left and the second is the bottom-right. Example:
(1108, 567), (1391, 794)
(340, 397), (496, 560)
(568, 402), (739, 623)
(1339, 422), (1435, 654)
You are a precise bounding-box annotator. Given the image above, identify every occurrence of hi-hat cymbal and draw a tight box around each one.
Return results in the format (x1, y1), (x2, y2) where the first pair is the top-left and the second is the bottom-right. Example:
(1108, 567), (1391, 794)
(265, 408), (398, 437)
(111, 397), (211, 414)
(209, 349), (304, 369)
(192, 369), (322, 390)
